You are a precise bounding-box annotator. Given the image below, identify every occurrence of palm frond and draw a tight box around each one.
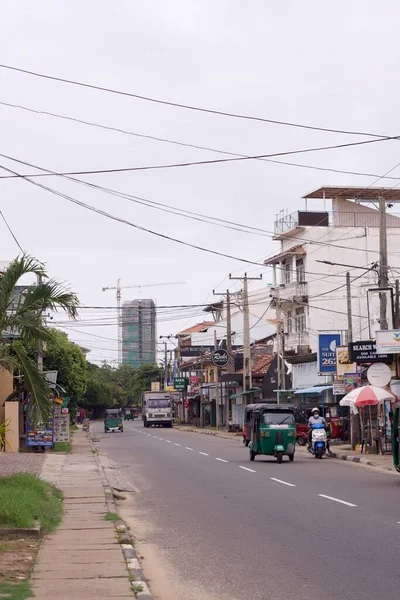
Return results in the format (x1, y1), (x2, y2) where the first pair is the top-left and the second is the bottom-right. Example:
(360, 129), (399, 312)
(12, 341), (52, 425)
(17, 279), (79, 320)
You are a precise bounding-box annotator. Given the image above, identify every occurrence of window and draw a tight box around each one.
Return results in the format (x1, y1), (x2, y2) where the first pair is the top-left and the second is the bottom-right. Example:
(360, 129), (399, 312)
(262, 411), (295, 425)
(284, 260), (291, 284)
(295, 307), (306, 332)
(296, 258), (305, 283)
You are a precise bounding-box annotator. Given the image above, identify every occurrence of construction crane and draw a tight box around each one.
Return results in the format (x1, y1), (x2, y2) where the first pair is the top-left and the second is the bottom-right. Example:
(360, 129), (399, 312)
(102, 280), (186, 364)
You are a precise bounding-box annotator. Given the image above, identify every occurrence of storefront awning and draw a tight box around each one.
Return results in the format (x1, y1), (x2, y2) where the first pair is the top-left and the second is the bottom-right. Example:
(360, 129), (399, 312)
(230, 388), (261, 400)
(294, 385), (332, 395)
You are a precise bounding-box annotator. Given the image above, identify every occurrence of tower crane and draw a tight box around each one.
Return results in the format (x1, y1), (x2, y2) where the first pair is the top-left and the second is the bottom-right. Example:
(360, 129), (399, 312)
(102, 280), (186, 364)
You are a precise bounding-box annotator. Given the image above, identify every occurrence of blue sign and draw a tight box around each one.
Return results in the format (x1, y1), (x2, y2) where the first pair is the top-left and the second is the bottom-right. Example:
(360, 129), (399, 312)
(318, 333), (341, 374)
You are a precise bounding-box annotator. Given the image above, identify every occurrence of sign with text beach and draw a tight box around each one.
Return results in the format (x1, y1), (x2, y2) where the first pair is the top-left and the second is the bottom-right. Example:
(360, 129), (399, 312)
(318, 333), (341, 374)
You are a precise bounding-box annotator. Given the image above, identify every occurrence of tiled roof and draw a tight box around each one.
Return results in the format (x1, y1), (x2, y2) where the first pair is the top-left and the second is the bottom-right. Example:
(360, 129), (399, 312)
(251, 354), (274, 377)
(264, 245), (305, 266)
(177, 321), (215, 335)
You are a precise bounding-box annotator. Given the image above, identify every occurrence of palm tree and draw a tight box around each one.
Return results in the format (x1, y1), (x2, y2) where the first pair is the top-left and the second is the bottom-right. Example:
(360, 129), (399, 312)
(0, 255), (79, 424)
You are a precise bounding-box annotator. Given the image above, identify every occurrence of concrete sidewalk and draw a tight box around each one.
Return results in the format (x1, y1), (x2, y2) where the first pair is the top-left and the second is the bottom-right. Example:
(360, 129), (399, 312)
(32, 431), (135, 599)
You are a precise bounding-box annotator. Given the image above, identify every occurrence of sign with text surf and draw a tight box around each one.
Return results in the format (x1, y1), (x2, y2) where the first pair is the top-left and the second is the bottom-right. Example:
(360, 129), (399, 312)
(318, 333), (341, 374)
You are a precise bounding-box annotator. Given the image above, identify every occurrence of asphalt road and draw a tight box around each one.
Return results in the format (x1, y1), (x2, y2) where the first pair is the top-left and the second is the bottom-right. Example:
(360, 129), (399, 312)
(94, 420), (400, 600)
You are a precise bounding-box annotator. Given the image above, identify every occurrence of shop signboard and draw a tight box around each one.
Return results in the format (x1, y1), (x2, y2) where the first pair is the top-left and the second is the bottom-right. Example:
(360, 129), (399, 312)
(26, 413), (54, 448)
(376, 329), (400, 354)
(333, 380), (346, 395)
(348, 340), (393, 364)
(211, 349), (229, 367)
(180, 346), (213, 357)
(173, 377), (188, 391)
(343, 372), (361, 393)
(318, 333), (341, 374)
(54, 404), (70, 443)
(335, 346), (360, 381)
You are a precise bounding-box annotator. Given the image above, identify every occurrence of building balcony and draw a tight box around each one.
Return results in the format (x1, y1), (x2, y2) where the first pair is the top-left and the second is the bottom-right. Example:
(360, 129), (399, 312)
(280, 281), (308, 302)
(274, 210), (400, 236)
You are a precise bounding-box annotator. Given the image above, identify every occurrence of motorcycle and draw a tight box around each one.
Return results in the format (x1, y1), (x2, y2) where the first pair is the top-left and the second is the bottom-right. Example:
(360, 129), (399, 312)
(308, 422), (327, 459)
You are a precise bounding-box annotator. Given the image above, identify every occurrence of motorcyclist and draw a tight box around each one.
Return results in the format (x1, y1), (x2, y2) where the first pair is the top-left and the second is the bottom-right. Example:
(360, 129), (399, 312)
(307, 407), (327, 450)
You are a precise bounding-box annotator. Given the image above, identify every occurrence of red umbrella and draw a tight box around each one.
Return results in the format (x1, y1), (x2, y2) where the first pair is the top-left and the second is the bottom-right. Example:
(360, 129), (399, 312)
(353, 385), (396, 408)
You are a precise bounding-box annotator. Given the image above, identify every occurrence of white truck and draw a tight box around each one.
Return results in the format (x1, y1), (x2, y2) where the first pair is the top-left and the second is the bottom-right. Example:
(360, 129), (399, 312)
(142, 391), (174, 428)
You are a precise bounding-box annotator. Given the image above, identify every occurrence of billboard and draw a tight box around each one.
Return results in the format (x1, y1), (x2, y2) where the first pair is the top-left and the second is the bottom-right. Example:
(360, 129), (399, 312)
(376, 329), (400, 354)
(318, 333), (341, 374)
(335, 346), (360, 381)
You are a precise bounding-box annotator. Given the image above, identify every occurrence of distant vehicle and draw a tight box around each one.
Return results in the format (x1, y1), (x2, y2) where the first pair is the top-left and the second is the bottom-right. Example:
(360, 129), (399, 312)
(308, 422), (327, 459)
(104, 408), (123, 433)
(142, 391), (174, 428)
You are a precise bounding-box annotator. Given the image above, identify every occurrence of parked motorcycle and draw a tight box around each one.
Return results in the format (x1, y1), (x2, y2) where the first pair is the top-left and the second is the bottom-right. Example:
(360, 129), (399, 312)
(308, 423), (327, 459)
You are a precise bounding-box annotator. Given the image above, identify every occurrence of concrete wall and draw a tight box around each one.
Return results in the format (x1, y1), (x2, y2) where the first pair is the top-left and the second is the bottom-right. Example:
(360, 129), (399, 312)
(4, 401), (19, 452)
(0, 368), (13, 423)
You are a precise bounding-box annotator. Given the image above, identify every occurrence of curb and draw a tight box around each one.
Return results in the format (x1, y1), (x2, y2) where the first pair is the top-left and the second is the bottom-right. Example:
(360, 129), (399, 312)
(328, 450), (394, 470)
(174, 426), (241, 441)
(88, 433), (153, 599)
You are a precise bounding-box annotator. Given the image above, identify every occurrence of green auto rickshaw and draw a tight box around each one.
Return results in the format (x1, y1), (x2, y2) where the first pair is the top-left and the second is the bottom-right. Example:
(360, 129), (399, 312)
(104, 409), (123, 433)
(124, 408), (134, 421)
(392, 401), (400, 473)
(249, 404), (296, 463)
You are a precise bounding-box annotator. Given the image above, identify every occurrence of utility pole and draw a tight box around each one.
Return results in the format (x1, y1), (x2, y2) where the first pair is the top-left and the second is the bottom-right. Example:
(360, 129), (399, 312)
(346, 272), (353, 343)
(395, 279), (400, 328)
(229, 273), (262, 394)
(379, 197), (389, 330)
(213, 288), (234, 427)
(214, 329), (220, 429)
(275, 287), (285, 403)
(159, 335), (172, 390)
(37, 273), (44, 372)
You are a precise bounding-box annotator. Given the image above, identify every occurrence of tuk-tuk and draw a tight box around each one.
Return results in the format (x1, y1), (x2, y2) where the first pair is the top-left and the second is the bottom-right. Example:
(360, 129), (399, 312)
(249, 404), (296, 463)
(242, 404), (264, 446)
(104, 409), (123, 433)
(124, 408), (134, 421)
(392, 402), (400, 472)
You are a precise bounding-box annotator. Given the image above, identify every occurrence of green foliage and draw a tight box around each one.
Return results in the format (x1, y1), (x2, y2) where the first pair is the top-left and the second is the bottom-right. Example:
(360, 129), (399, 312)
(104, 512), (119, 521)
(83, 361), (161, 408)
(0, 581), (34, 600)
(0, 473), (63, 532)
(0, 255), (79, 424)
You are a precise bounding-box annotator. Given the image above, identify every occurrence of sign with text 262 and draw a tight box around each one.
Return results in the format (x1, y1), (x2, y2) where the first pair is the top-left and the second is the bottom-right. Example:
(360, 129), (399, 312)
(318, 333), (341, 374)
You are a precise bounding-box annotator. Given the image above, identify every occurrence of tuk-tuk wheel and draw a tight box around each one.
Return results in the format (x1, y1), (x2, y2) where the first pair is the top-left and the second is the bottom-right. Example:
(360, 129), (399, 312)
(296, 436), (306, 446)
(245, 439), (249, 447)
(289, 453), (294, 462)
(250, 449), (256, 461)
(277, 451), (283, 464)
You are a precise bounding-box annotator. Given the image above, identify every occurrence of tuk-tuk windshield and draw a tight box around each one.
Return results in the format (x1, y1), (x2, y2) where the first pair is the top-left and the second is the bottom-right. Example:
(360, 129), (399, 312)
(262, 411), (295, 425)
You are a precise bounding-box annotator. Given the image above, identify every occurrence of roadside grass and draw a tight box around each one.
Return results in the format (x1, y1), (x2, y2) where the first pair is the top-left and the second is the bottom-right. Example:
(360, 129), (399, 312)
(0, 543), (6, 551)
(104, 512), (119, 522)
(52, 441), (72, 453)
(0, 580), (34, 599)
(0, 473), (63, 532)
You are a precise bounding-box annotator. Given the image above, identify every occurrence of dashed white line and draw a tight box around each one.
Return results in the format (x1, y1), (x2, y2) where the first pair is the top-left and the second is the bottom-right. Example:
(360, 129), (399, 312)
(158, 437), (164, 441)
(174, 443), (181, 447)
(199, 452), (209, 456)
(165, 440), (172, 443)
(239, 466), (256, 473)
(318, 494), (357, 507)
(215, 458), (229, 463)
(185, 447), (193, 451)
(270, 477), (296, 487)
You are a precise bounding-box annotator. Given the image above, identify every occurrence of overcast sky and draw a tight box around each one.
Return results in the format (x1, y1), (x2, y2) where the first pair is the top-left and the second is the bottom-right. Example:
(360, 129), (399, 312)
(1, 1), (400, 363)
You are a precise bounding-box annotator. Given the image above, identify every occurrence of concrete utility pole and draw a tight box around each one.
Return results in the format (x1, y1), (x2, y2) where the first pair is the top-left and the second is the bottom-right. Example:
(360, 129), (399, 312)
(214, 329), (220, 429)
(275, 287), (285, 404)
(37, 273), (44, 372)
(213, 288), (234, 426)
(229, 273), (262, 394)
(395, 279), (400, 329)
(159, 335), (172, 389)
(379, 197), (389, 330)
(346, 272), (353, 343)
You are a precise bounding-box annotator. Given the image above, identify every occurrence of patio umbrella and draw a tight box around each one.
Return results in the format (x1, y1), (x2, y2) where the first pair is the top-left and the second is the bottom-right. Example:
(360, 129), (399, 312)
(351, 385), (396, 408)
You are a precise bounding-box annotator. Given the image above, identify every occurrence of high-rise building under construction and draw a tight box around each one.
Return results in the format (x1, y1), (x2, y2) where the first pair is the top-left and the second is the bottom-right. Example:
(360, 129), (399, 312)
(121, 299), (156, 367)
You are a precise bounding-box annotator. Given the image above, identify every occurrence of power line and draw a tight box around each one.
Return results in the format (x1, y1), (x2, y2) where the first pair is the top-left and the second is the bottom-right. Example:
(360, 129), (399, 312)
(0, 209), (23, 252)
(0, 138), (395, 180)
(0, 63), (393, 139)
(4, 100), (400, 181)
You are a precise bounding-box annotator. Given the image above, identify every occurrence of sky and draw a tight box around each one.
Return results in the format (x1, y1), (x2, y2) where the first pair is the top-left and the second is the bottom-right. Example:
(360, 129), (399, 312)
(1, 0), (400, 364)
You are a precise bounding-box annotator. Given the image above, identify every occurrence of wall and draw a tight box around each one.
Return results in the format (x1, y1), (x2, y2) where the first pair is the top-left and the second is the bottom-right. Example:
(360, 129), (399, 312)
(0, 368), (13, 423)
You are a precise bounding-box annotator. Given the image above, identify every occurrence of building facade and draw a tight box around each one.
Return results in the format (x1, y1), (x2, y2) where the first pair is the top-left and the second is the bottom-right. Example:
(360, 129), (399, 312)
(122, 299), (156, 367)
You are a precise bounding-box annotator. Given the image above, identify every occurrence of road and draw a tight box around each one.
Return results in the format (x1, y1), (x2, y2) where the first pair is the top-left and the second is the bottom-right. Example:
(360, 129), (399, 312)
(93, 420), (400, 600)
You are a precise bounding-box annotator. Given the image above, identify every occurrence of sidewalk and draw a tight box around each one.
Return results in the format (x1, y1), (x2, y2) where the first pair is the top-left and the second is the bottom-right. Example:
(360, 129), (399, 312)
(32, 430), (140, 599)
(175, 425), (396, 471)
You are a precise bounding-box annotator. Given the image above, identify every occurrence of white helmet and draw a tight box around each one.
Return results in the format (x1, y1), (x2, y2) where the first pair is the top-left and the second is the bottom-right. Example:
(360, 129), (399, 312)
(311, 407), (320, 415)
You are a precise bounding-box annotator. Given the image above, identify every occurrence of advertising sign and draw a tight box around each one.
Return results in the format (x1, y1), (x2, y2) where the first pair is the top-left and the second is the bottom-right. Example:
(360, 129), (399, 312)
(366, 362), (391, 387)
(180, 346), (213, 357)
(333, 380), (346, 395)
(211, 349), (229, 367)
(376, 329), (400, 354)
(318, 333), (341, 374)
(26, 413), (54, 448)
(343, 372), (361, 393)
(173, 377), (188, 391)
(54, 406), (70, 443)
(335, 346), (360, 381)
(348, 340), (393, 364)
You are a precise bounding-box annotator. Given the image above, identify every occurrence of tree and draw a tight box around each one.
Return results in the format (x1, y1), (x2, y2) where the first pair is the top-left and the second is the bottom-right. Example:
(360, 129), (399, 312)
(40, 329), (87, 407)
(0, 255), (79, 423)
(83, 363), (113, 408)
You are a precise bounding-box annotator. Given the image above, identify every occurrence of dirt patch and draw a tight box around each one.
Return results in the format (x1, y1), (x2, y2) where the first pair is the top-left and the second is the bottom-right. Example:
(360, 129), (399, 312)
(0, 539), (39, 585)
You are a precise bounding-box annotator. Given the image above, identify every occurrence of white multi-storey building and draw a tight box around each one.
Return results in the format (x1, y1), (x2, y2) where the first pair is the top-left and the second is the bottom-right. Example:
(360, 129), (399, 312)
(264, 186), (400, 363)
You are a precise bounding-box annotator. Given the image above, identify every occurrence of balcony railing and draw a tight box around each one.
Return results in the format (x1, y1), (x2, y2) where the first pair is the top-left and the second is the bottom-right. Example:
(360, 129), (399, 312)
(274, 210), (400, 235)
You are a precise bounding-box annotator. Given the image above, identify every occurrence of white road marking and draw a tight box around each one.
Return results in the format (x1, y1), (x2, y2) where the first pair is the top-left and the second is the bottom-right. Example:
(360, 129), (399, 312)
(158, 437), (164, 440)
(270, 477), (296, 487)
(174, 443), (181, 446)
(215, 458), (229, 463)
(318, 494), (357, 507)
(239, 466), (256, 473)
(185, 447), (193, 451)
(199, 452), (209, 456)
(165, 440), (172, 443)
